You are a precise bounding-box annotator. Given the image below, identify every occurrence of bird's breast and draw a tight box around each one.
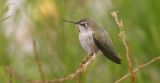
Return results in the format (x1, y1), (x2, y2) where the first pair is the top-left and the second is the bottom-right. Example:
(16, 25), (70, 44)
(79, 31), (98, 53)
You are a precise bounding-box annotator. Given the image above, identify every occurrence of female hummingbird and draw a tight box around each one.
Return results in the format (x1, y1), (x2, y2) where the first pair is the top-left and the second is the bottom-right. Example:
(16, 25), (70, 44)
(63, 18), (121, 64)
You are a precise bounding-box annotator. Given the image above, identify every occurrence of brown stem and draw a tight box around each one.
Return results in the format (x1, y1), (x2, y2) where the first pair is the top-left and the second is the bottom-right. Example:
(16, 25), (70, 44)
(33, 40), (45, 83)
(111, 11), (135, 82)
(115, 56), (160, 83)
(32, 53), (96, 83)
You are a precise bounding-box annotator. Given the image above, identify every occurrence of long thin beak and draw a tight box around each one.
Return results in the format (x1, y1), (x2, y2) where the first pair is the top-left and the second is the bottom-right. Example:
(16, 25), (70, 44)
(62, 20), (78, 24)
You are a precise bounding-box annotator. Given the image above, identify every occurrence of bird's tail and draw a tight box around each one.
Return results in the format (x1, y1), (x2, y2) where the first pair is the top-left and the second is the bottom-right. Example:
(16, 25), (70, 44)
(101, 48), (121, 64)
(94, 39), (121, 64)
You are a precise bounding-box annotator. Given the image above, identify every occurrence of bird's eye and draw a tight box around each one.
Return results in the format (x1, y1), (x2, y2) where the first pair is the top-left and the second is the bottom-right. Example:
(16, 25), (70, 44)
(80, 23), (86, 27)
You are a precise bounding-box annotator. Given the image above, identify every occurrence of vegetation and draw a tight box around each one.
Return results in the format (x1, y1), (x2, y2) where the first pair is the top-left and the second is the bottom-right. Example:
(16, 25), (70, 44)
(0, 0), (160, 83)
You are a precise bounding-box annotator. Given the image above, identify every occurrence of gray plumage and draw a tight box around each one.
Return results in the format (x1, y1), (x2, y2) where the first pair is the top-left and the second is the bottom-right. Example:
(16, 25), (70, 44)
(63, 18), (121, 64)
(92, 28), (121, 64)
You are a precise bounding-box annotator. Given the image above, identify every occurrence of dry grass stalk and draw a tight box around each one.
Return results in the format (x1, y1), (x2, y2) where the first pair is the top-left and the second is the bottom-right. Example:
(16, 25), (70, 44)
(115, 56), (160, 83)
(32, 53), (96, 83)
(4, 66), (32, 82)
(111, 11), (135, 82)
(0, 16), (12, 22)
(9, 68), (13, 83)
(33, 40), (45, 83)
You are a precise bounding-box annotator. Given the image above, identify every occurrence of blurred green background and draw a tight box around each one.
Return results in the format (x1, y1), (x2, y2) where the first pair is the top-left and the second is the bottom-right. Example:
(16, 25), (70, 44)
(0, 0), (160, 83)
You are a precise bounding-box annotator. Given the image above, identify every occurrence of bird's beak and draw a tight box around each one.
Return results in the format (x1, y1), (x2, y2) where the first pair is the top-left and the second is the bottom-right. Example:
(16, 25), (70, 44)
(62, 20), (78, 24)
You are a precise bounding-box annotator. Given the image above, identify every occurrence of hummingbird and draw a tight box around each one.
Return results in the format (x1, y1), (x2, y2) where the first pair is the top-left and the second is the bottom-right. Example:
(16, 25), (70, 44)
(63, 18), (121, 64)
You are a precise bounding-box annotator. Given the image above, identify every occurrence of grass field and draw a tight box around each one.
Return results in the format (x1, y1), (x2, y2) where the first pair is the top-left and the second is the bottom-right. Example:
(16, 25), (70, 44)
(0, 0), (160, 83)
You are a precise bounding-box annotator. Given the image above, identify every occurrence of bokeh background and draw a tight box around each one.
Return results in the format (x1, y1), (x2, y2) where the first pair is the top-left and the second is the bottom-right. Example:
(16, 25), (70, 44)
(0, 0), (160, 83)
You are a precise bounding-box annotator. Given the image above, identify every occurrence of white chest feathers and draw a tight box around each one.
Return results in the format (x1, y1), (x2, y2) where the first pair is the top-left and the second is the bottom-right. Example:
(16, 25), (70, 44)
(79, 31), (98, 53)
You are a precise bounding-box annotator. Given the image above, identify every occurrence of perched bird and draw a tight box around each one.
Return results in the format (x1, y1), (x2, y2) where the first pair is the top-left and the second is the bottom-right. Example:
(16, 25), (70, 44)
(63, 18), (121, 64)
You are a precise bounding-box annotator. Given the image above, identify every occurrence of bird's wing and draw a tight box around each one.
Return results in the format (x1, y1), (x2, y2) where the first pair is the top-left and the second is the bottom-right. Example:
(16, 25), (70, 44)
(92, 29), (121, 64)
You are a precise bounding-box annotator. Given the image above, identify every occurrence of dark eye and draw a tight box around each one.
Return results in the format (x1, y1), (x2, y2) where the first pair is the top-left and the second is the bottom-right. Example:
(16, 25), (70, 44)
(80, 23), (86, 27)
